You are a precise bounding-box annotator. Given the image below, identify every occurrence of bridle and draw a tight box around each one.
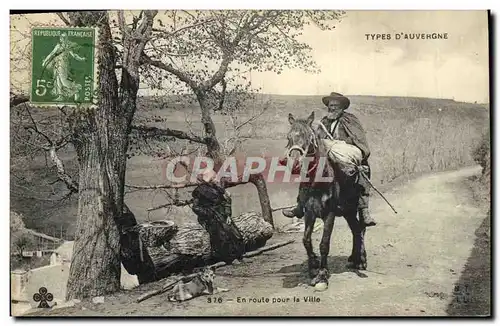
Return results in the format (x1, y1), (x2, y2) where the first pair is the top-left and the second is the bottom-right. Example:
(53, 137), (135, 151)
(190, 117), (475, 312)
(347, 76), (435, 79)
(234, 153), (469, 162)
(286, 123), (319, 161)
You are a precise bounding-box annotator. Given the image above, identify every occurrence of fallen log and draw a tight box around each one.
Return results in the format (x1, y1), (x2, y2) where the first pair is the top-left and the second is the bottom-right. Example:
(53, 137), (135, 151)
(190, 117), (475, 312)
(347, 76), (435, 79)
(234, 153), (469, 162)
(137, 239), (295, 303)
(147, 211), (273, 279)
(138, 220), (177, 247)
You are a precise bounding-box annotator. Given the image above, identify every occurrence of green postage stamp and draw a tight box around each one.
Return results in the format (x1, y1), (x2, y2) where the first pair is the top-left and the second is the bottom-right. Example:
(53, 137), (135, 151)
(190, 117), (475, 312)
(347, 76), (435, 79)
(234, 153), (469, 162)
(30, 27), (98, 107)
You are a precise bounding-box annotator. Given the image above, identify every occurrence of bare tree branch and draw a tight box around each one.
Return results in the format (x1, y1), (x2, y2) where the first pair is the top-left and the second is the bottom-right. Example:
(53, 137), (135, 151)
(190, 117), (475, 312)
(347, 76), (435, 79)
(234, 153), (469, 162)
(56, 13), (71, 26)
(202, 13), (268, 90)
(125, 182), (199, 190)
(203, 52), (232, 90)
(234, 106), (268, 132)
(49, 147), (79, 193)
(151, 18), (215, 38)
(117, 11), (129, 34)
(119, 10), (157, 120)
(141, 52), (199, 90)
(24, 106), (53, 149)
(131, 125), (208, 144)
(147, 199), (194, 212)
(12, 98), (78, 194)
(55, 134), (72, 150)
(132, 10), (144, 30)
(136, 10), (157, 38)
(10, 92), (29, 107)
(10, 189), (74, 203)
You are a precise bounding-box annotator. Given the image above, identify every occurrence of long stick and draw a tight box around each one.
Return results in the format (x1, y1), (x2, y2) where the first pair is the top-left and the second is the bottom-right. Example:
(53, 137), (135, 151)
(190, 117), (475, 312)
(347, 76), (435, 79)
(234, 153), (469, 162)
(136, 239), (295, 303)
(359, 171), (398, 214)
(271, 204), (296, 212)
(317, 121), (335, 140)
(318, 121), (397, 214)
(241, 239), (295, 258)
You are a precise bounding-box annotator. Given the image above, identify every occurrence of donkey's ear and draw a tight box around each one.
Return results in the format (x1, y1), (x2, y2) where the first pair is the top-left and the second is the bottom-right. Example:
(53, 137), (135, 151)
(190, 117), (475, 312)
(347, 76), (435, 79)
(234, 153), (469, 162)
(288, 113), (295, 125)
(307, 111), (315, 125)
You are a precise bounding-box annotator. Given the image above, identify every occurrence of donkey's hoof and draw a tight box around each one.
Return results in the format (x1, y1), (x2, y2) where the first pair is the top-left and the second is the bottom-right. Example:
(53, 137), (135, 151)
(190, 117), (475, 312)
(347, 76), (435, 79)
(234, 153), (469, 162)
(308, 259), (320, 278)
(311, 268), (329, 287)
(314, 282), (328, 292)
(308, 256), (320, 270)
(347, 260), (367, 270)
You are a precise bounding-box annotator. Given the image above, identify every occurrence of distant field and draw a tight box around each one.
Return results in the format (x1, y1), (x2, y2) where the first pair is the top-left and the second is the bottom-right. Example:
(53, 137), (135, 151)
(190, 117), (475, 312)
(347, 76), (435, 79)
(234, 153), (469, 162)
(10, 94), (490, 238)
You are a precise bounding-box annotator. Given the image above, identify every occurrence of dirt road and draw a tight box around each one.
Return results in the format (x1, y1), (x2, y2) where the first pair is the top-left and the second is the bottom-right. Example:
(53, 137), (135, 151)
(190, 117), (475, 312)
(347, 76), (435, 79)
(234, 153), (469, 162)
(25, 166), (489, 317)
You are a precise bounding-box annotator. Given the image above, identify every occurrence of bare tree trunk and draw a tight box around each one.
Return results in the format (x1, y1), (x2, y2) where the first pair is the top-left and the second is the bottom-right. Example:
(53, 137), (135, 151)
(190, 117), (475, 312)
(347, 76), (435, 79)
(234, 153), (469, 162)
(196, 92), (274, 227)
(249, 174), (273, 227)
(197, 92), (223, 165)
(66, 115), (122, 299)
(65, 10), (157, 299)
(65, 12), (123, 300)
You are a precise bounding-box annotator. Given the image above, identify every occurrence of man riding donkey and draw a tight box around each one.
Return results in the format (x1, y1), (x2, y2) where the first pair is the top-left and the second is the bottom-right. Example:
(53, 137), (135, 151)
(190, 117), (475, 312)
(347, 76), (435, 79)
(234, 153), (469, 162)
(280, 92), (377, 227)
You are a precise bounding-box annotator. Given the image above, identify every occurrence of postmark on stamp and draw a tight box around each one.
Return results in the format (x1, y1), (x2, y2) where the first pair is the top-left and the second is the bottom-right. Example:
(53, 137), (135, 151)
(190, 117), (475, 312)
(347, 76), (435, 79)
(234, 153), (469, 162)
(30, 27), (98, 107)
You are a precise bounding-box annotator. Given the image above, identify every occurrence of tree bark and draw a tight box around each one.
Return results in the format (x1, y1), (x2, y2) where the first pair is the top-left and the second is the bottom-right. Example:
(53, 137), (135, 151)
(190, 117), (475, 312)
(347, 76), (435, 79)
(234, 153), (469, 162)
(249, 173), (274, 227)
(65, 11), (157, 300)
(65, 12), (123, 300)
(66, 116), (122, 298)
(196, 93), (223, 166)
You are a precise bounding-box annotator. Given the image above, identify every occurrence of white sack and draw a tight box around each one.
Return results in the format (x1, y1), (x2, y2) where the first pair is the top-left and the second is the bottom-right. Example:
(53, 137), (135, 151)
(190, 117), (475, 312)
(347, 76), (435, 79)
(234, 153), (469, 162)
(322, 139), (363, 167)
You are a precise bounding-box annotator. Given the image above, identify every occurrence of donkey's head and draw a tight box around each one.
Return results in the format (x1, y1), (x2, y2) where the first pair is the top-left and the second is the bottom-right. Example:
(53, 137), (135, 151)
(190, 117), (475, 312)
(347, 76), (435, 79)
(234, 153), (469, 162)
(286, 111), (317, 160)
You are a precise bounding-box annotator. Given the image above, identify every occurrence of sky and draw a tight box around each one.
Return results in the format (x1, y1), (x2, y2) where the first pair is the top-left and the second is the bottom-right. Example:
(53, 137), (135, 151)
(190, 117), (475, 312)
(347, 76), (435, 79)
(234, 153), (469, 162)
(244, 10), (490, 103)
(10, 10), (490, 103)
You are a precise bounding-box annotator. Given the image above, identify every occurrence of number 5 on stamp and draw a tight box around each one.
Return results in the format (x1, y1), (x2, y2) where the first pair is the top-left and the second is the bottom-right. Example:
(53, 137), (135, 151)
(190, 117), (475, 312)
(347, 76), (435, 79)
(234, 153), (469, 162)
(30, 27), (98, 107)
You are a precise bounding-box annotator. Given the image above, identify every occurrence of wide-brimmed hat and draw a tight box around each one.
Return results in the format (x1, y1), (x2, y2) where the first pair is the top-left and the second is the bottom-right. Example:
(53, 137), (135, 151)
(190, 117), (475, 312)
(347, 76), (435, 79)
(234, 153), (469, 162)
(322, 92), (350, 110)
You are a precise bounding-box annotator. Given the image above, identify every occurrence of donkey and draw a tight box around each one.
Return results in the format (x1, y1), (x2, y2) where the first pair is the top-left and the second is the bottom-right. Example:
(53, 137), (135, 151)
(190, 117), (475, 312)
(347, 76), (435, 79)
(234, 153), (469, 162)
(284, 111), (367, 290)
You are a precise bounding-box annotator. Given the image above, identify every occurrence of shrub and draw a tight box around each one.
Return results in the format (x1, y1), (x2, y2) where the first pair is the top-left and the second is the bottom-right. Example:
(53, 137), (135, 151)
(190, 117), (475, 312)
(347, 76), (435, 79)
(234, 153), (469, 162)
(472, 131), (491, 178)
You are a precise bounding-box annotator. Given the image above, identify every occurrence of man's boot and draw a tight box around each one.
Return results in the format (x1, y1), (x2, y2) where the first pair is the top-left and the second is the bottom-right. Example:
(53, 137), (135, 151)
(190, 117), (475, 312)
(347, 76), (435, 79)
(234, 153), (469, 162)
(282, 206), (304, 218)
(359, 207), (376, 227)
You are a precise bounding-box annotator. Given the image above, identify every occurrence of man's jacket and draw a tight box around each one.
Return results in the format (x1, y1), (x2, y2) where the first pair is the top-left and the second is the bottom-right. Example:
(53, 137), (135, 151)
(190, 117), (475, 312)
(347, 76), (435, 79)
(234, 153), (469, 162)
(320, 112), (371, 160)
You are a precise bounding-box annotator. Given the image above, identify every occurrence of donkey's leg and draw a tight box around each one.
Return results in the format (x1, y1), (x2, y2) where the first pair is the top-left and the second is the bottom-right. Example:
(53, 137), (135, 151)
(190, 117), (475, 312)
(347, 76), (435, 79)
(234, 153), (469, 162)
(347, 217), (356, 263)
(303, 211), (318, 279)
(319, 213), (335, 270)
(344, 211), (367, 270)
(343, 210), (358, 263)
(360, 221), (367, 268)
(311, 213), (335, 288)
